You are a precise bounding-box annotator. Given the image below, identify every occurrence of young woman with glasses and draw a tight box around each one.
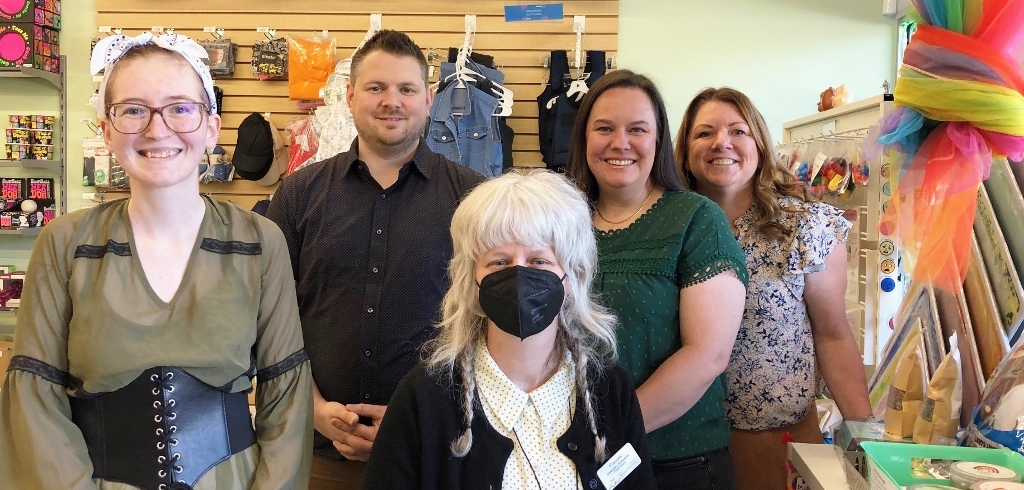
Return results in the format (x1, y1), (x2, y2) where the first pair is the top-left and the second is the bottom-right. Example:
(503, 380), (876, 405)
(0, 33), (313, 489)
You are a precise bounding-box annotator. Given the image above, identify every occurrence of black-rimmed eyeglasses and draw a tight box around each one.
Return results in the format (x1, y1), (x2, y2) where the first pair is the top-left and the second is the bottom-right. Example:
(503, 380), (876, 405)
(105, 102), (209, 135)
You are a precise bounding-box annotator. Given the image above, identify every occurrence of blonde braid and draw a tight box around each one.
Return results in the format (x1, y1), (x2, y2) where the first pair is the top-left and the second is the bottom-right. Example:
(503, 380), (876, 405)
(566, 332), (608, 462)
(450, 353), (477, 457)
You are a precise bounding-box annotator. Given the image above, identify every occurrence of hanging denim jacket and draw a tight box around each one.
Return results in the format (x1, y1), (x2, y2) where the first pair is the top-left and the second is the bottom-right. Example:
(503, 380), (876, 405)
(427, 62), (503, 178)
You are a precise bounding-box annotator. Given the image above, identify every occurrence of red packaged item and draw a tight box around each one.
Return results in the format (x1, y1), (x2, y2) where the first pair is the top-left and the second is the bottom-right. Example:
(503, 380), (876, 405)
(285, 116), (319, 176)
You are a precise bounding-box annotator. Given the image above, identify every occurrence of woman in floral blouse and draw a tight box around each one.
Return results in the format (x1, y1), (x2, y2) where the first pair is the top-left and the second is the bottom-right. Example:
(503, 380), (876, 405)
(675, 87), (871, 490)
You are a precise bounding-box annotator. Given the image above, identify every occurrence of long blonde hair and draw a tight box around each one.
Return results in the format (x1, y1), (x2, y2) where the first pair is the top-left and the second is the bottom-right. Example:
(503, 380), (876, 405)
(424, 169), (618, 461)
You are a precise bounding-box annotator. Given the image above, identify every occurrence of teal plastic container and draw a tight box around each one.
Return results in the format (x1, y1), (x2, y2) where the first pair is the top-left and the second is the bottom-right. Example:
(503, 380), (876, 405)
(862, 442), (1024, 489)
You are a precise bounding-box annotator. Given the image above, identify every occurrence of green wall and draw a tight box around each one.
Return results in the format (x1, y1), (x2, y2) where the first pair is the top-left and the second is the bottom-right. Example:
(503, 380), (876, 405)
(619, 0), (898, 140)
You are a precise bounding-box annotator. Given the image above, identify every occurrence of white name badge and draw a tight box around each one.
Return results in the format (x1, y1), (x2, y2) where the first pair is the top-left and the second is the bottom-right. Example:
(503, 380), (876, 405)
(596, 442), (641, 490)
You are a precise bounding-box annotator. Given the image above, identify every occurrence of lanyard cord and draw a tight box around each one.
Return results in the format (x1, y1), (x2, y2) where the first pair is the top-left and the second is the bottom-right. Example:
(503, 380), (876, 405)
(511, 427), (545, 490)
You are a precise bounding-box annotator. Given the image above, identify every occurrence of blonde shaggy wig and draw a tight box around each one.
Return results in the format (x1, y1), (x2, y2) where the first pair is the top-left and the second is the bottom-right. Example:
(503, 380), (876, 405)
(424, 169), (619, 461)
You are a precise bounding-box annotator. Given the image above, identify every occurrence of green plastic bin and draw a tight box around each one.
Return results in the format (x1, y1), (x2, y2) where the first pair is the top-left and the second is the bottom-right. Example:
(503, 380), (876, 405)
(862, 441), (1024, 489)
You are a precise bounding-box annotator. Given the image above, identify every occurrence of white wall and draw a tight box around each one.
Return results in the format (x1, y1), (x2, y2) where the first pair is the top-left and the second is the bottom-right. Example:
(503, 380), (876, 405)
(619, 0), (898, 142)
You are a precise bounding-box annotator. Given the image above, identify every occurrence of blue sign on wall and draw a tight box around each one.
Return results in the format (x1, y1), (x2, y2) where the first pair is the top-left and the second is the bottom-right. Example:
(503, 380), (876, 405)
(504, 4), (564, 22)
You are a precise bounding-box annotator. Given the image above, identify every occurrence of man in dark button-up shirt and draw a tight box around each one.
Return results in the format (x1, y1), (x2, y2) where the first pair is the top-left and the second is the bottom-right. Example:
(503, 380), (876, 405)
(266, 29), (484, 489)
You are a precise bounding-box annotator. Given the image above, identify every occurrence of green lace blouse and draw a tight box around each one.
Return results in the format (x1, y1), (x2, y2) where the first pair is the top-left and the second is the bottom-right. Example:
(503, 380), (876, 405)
(594, 190), (747, 460)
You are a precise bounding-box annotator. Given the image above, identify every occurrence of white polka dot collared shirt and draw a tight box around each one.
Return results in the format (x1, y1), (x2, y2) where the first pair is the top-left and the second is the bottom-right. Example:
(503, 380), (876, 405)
(476, 345), (581, 490)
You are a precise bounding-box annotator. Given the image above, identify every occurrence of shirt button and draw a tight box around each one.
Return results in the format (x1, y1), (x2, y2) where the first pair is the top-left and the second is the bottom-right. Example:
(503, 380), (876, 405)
(472, 132), (479, 137)
(376, 229), (382, 235)
(364, 393), (371, 400)
(441, 135), (447, 141)
(372, 267), (379, 273)
(567, 442), (578, 451)
(380, 194), (386, 200)
(367, 307), (374, 313)
(364, 350), (371, 357)
(589, 479), (598, 489)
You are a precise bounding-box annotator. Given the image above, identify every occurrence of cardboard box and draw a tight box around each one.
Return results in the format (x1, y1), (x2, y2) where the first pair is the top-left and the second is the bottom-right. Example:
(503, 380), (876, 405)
(1, 178), (25, 211)
(0, 23), (60, 74)
(0, 0), (61, 29)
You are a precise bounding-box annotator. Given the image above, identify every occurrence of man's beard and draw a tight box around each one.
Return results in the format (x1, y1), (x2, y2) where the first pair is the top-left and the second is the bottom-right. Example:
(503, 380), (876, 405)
(358, 112), (424, 153)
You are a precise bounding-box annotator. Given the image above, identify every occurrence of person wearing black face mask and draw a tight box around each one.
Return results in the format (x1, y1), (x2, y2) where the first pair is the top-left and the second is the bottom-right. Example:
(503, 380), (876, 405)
(363, 170), (655, 490)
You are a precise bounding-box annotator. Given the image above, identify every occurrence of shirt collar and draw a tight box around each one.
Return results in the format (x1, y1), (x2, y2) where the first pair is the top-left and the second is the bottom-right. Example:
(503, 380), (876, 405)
(335, 137), (436, 180)
(475, 344), (575, 433)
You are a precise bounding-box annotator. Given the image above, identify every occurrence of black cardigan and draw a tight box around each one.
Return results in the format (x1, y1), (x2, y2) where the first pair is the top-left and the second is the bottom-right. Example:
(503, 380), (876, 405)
(363, 361), (656, 490)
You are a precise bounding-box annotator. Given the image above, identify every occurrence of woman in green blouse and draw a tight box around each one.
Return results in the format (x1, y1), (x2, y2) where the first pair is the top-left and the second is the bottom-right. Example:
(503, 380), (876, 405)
(566, 70), (748, 490)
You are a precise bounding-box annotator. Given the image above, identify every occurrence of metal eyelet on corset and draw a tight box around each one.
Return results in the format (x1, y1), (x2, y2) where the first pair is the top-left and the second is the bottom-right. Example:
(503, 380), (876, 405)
(153, 401), (162, 409)
(159, 485), (167, 490)
(158, 469), (167, 478)
(156, 428), (164, 436)
(157, 441), (166, 450)
(155, 414), (163, 422)
(151, 374), (160, 382)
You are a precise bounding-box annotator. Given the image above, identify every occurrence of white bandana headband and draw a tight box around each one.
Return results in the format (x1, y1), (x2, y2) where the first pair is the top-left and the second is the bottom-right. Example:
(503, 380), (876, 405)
(90, 32), (218, 118)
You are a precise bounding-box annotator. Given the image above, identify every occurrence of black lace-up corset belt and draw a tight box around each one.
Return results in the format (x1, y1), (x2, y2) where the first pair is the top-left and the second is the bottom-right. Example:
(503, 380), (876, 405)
(69, 366), (256, 490)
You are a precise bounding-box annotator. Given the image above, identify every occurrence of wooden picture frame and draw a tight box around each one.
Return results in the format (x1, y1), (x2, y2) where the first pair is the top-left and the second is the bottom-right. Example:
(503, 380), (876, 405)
(965, 233), (1012, 380)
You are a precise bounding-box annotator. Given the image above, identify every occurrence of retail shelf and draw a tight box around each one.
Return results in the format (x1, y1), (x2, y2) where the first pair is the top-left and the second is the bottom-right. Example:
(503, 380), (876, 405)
(0, 227), (41, 236)
(0, 159), (61, 173)
(0, 65), (62, 89)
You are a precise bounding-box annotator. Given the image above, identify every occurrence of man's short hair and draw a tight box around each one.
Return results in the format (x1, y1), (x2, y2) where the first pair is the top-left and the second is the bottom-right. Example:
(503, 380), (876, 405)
(350, 29), (429, 86)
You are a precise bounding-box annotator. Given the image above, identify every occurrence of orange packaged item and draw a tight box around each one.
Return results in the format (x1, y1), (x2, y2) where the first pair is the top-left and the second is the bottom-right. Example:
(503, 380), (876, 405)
(287, 35), (336, 101)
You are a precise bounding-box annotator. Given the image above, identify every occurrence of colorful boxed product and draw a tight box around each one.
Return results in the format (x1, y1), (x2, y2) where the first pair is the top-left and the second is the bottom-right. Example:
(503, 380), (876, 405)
(6, 128), (29, 144)
(30, 128), (51, 144)
(1, 177), (24, 211)
(32, 114), (53, 130)
(0, 0), (61, 29)
(4, 143), (28, 159)
(8, 114), (29, 129)
(0, 23), (60, 73)
(29, 144), (51, 159)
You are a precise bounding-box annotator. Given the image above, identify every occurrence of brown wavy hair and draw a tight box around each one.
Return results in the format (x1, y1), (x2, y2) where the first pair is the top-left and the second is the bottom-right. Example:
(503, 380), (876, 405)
(675, 87), (810, 241)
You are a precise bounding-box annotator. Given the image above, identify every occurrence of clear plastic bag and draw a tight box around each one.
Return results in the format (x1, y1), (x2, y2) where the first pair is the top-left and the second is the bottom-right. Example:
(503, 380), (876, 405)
(287, 33), (336, 101)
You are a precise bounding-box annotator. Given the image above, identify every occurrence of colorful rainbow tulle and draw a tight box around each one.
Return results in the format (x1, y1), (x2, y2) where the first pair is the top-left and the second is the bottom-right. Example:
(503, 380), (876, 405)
(867, 0), (1024, 292)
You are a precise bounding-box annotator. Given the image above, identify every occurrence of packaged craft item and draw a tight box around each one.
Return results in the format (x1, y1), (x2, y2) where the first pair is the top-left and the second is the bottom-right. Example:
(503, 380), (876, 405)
(966, 342), (1024, 455)
(914, 352), (962, 445)
(948, 461), (1020, 489)
(886, 343), (927, 439)
(287, 34), (335, 100)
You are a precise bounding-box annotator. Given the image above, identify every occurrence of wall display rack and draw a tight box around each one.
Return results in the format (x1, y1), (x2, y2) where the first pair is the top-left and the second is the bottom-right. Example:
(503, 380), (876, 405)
(0, 56), (68, 236)
(782, 94), (905, 369)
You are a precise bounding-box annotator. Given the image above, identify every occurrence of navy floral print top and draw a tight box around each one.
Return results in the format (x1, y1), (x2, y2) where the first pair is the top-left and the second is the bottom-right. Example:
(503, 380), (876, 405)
(725, 197), (851, 431)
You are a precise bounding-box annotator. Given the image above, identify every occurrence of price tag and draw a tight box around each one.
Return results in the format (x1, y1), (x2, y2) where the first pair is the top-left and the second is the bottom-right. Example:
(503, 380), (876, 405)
(256, 26), (270, 33)
(810, 152), (828, 182)
(151, 26), (164, 33)
(321, 30), (329, 37)
(98, 26), (112, 33)
(203, 26), (217, 33)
